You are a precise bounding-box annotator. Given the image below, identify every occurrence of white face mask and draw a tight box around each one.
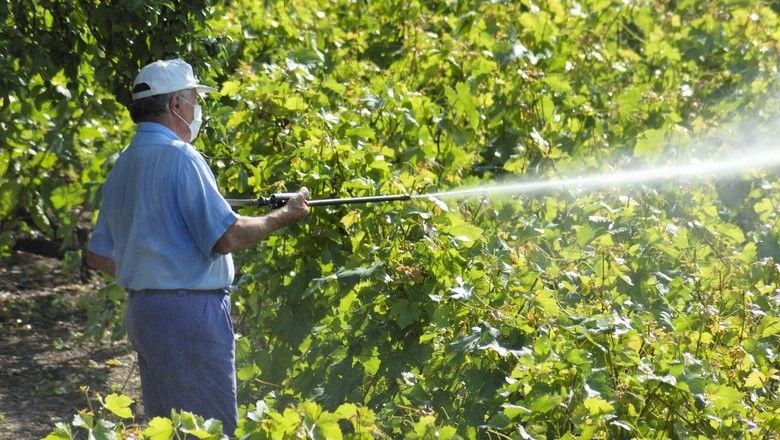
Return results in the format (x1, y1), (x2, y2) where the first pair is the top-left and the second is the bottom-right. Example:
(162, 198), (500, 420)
(173, 95), (202, 142)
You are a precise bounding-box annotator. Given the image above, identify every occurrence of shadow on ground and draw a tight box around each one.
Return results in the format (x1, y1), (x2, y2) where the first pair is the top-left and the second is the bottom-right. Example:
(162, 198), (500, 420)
(0, 251), (141, 439)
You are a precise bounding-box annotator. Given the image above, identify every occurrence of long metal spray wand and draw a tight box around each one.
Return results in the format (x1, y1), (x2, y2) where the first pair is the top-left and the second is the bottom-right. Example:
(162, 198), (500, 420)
(226, 193), (411, 209)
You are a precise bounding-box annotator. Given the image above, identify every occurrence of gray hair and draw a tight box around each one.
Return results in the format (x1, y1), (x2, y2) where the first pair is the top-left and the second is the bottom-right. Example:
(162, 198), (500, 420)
(128, 92), (175, 123)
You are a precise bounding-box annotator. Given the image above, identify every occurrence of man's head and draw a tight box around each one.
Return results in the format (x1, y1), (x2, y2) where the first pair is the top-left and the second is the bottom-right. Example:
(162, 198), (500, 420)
(131, 59), (216, 101)
(127, 59), (216, 141)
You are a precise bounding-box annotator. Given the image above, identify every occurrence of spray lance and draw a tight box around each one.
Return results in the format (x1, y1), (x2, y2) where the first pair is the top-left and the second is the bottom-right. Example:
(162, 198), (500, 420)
(224, 148), (780, 210)
(226, 193), (412, 209)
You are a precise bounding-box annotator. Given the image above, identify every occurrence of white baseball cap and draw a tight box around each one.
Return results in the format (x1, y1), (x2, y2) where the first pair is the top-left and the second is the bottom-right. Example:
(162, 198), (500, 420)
(131, 59), (217, 101)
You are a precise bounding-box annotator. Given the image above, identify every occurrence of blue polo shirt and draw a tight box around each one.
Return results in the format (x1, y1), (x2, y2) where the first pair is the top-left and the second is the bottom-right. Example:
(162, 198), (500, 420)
(89, 122), (239, 290)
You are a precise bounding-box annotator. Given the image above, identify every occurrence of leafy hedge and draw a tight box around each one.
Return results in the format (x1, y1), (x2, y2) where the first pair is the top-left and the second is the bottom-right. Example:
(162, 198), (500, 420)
(3, 0), (780, 438)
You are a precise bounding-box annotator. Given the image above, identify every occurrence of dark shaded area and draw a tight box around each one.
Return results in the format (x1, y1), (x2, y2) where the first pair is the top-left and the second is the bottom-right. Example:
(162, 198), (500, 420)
(0, 251), (140, 439)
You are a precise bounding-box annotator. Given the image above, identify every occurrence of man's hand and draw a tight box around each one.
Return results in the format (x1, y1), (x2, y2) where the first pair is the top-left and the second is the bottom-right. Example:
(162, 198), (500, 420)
(213, 187), (310, 255)
(279, 187), (310, 222)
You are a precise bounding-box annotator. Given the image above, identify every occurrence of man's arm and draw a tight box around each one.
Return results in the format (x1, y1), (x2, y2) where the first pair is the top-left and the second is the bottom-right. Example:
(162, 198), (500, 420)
(213, 188), (309, 255)
(87, 251), (117, 278)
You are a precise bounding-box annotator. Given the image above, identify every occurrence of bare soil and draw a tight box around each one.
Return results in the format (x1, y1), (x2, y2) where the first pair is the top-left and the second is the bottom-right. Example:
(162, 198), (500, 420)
(0, 251), (141, 439)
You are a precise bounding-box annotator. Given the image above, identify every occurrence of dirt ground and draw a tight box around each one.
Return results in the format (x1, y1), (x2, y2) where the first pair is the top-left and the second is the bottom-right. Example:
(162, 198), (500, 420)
(0, 251), (141, 440)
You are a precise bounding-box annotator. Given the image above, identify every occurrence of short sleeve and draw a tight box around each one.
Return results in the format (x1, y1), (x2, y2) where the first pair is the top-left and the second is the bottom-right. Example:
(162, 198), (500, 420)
(89, 206), (116, 258)
(176, 151), (239, 257)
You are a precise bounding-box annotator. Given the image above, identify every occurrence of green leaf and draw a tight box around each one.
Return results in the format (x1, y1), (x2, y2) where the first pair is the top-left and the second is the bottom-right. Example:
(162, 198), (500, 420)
(564, 348), (591, 366)
(103, 393), (134, 419)
(757, 316), (780, 339)
(543, 74), (573, 95)
(439, 215), (484, 246)
(706, 384), (745, 412)
(449, 329), (482, 357)
(143, 417), (175, 440)
(50, 184), (86, 210)
(633, 128), (667, 161)
(333, 403), (358, 419)
(272, 408), (302, 431)
(178, 411), (224, 439)
(284, 95), (308, 111)
(237, 363), (260, 381)
(530, 393), (563, 414)
(301, 400), (323, 421)
(446, 81), (480, 130)
(31, 198), (54, 236)
(437, 426), (459, 440)
(92, 419), (118, 440)
(502, 404), (531, 421)
(302, 401), (343, 440)
(744, 371), (766, 389)
(533, 290), (559, 318)
(411, 415), (439, 438)
(220, 80), (242, 97)
(390, 298), (421, 329)
(754, 198), (775, 222)
(246, 400), (270, 423)
(72, 412), (93, 429)
(757, 411), (780, 431)
(583, 397), (615, 416)
(322, 76), (347, 94)
(713, 223), (745, 244)
(0, 181), (21, 217)
(345, 125), (375, 139)
(42, 423), (74, 440)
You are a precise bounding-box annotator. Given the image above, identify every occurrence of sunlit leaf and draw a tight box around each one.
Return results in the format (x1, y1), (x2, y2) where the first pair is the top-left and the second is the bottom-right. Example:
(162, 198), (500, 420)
(584, 397), (615, 416)
(103, 394), (134, 419)
(530, 394), (563, 414)
(144, 417), (175, 440)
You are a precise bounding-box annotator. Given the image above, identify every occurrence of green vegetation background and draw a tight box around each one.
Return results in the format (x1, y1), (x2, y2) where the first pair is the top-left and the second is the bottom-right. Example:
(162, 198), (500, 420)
(3, 0), (780, 438)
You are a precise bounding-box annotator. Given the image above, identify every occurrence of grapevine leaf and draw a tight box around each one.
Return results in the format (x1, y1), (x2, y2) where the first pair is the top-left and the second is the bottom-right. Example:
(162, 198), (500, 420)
(584, 397), (615, 416)
(143, 417), (175, 440)
(390, 298), (421, 329)
(103, 394), (134, 419)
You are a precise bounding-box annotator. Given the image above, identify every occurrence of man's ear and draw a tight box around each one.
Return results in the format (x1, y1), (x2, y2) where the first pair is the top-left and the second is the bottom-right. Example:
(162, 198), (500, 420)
(170, 94), (181, 110)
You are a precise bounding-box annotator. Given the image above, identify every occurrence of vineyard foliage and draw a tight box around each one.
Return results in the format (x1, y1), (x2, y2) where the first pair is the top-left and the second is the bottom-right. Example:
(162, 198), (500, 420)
(3, 0), (780, 438)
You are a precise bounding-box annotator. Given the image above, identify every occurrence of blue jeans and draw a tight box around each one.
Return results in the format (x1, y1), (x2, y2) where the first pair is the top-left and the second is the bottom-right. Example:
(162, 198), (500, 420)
(125, 290), (238, 435)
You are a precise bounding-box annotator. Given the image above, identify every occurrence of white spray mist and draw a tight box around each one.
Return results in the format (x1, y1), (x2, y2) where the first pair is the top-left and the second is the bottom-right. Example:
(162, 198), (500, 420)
(413, 122), (780, 202)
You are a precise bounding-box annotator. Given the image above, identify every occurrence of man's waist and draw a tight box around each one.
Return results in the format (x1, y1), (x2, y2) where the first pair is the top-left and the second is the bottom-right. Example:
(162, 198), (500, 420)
(127, 288), (229, 297)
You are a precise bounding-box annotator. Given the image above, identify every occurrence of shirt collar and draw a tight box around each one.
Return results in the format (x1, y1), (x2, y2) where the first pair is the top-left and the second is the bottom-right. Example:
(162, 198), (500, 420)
(136, 121), (181, 141)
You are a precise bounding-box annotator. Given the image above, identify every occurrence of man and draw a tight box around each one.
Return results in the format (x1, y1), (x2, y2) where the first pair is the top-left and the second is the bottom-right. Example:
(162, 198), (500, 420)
(87, 59), (309, 435)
